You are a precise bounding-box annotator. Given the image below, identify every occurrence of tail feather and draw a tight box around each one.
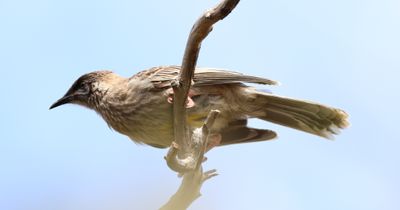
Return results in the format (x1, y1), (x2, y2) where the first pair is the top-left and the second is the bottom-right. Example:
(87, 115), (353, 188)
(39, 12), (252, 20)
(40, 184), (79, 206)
(252, 92), (349, 139)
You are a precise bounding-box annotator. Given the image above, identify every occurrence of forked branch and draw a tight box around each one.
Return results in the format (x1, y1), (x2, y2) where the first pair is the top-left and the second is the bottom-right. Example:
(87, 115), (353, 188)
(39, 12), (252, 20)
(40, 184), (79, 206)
(162, 0), (240, 209)
(161, 111), (220, 210)
(167, 0), (240, 173)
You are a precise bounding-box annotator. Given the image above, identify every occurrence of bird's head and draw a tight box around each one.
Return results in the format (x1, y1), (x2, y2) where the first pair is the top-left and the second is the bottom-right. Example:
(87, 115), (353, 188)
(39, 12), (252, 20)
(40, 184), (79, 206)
(49, 71), (115, 110)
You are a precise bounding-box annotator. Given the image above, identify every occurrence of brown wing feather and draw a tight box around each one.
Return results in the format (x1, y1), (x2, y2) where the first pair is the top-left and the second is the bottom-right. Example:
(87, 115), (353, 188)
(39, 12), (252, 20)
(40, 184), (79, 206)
(133, 66), (278, 88)
(219, 119), (277, 146)
(193, 67), (278, 86)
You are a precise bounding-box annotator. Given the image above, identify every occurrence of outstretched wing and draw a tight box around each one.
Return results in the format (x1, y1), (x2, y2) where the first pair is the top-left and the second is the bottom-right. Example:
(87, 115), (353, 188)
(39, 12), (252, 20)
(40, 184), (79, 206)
(133, 66), (278, 88)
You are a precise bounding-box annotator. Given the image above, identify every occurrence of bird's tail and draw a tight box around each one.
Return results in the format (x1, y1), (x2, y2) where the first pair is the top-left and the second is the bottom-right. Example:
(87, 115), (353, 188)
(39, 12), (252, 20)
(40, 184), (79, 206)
(248, 91), (349, 139)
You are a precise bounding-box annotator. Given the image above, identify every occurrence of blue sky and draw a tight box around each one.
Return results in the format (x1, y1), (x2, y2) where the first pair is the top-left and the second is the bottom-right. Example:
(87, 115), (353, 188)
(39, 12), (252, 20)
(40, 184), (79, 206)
(1, 0), (399, 209)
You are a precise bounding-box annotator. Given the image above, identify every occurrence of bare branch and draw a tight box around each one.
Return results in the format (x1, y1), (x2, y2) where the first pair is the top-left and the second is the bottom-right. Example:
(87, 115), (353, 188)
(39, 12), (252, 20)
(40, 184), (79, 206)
(164, 110), (221, 172)
(168, 0), (240, 173)
(196, 110), (220, 170)
(162, 0), (240, 208)
(162, 110), (220, 209)
(159, 168), (218, 210)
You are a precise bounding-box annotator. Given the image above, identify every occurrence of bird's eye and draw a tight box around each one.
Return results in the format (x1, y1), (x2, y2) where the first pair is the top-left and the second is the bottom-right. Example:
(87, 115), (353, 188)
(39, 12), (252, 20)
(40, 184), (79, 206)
(77, 84), (90, 95)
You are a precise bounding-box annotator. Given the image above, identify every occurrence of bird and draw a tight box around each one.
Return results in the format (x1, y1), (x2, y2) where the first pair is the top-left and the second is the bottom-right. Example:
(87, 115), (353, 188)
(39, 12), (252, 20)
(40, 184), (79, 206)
(50, 66), (349, 148)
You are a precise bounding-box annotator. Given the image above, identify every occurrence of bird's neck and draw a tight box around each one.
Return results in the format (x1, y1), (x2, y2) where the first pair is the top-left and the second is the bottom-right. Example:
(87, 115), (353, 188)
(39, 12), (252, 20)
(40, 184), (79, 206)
(91, 76), (147, 134)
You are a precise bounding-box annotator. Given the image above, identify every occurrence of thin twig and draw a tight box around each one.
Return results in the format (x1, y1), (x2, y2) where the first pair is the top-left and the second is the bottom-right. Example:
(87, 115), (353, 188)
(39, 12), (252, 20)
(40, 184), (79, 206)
(196, 110), (220, 170)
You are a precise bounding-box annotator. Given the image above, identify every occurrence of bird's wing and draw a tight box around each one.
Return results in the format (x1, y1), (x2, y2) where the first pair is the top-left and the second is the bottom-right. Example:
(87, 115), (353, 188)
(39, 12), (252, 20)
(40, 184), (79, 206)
(193, 67), (278, 86)
(219, 119), (277, 145)
(133, 66), (278, 88)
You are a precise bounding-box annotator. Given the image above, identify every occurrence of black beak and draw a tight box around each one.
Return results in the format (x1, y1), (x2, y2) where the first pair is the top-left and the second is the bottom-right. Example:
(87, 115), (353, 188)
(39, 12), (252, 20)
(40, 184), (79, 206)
(49, 95), (74, 109)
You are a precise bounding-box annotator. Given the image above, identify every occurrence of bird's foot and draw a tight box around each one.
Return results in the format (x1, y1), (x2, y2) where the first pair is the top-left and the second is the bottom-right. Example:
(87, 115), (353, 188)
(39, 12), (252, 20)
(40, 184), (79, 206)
(205, 133), (221, 152)
(166, 88), (196, 108)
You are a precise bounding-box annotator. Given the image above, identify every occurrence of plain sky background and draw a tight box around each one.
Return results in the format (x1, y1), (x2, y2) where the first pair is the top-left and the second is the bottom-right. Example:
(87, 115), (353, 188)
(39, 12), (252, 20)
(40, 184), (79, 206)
(1, 0), (399, 209)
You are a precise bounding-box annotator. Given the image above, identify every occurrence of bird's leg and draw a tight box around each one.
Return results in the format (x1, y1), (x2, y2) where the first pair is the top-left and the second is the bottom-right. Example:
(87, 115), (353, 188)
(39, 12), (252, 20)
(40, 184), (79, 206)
(166, 88), (196, 108)
(205, 133), (221, 152)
